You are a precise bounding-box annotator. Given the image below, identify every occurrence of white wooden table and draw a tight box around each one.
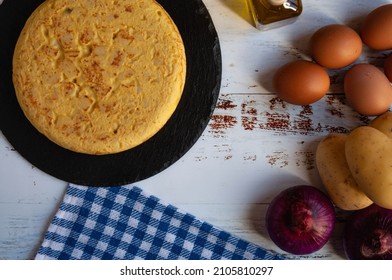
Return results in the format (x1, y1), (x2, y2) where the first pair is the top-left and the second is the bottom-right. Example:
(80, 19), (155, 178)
(1, 0), (391, 260)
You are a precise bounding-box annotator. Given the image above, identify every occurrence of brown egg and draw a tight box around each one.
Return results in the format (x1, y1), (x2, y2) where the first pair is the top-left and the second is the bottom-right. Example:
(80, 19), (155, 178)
(361, 4), (392, 50)
(309, 24), (362, 69)
(273, 60), (330, 105)
(384, 53), (392, 82)
(344, 63), (392, 116)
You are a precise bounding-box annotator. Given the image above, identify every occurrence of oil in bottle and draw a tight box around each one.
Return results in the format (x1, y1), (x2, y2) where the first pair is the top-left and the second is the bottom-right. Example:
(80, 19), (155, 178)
(247, 0), (303, 30)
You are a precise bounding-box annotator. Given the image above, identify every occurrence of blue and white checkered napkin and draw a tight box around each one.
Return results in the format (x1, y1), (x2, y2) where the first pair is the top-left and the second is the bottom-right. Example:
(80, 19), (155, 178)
(35, 184), (284, 260)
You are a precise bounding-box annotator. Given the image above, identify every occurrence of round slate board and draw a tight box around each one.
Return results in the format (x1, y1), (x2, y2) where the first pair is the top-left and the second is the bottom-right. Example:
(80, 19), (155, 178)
(0, 0), (222, 186)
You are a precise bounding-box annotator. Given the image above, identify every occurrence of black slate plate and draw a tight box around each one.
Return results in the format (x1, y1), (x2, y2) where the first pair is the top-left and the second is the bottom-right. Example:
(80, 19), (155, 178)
(0, 0), (222, 186)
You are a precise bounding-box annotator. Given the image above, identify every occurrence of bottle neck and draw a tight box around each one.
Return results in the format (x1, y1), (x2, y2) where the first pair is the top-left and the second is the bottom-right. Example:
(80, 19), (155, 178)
(268, 0), (287, 6)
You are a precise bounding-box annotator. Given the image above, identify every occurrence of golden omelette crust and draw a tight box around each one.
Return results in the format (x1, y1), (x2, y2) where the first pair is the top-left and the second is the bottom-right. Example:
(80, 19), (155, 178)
(13, 0), (186, 154)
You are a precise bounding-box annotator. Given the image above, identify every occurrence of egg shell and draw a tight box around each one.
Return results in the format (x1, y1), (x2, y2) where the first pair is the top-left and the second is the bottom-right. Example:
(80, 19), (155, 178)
(310, 24), (362, 69)
(273, 60), (330, 105)
(344, 63), (392, 116)
(361, 4), (392, 50)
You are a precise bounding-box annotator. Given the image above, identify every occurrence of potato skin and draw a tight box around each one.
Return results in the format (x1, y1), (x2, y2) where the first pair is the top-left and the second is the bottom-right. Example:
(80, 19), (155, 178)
(316, 133), (372, 210)
(369, 111), (392, 139)
(345, 126), (392, 209)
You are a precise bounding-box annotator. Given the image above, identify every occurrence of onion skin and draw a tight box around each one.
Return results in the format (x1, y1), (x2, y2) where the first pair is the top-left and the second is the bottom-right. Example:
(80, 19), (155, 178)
(344, 204), (392, 260)
(266, 185), (336, 255)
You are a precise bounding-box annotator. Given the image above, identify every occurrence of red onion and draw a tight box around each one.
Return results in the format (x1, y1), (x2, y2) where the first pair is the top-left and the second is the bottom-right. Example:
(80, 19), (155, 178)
(344, 203), (392, 260)
(265, 185), (336, 255)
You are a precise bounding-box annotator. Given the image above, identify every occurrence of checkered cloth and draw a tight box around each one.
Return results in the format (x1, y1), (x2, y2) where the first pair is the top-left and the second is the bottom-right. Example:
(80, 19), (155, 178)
(35, 184), (285, 260)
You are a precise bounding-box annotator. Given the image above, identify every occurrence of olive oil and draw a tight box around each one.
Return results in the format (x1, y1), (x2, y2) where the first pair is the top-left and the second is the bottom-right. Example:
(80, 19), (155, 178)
(247, 0), (303, 30)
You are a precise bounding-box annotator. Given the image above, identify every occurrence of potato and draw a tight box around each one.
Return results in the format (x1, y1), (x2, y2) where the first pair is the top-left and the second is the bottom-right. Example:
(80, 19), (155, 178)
(345, 126), (392, 209)
(316, 133), (372, 210)
(369, 111), (392, 138)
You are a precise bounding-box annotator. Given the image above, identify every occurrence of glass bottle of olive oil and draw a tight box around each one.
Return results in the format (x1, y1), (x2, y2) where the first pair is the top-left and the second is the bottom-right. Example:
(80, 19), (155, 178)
(247, 0), (303, 30)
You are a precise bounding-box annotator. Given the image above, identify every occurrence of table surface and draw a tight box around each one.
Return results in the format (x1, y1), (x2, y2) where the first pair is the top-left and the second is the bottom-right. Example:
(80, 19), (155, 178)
(1, 0), (391, 260)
